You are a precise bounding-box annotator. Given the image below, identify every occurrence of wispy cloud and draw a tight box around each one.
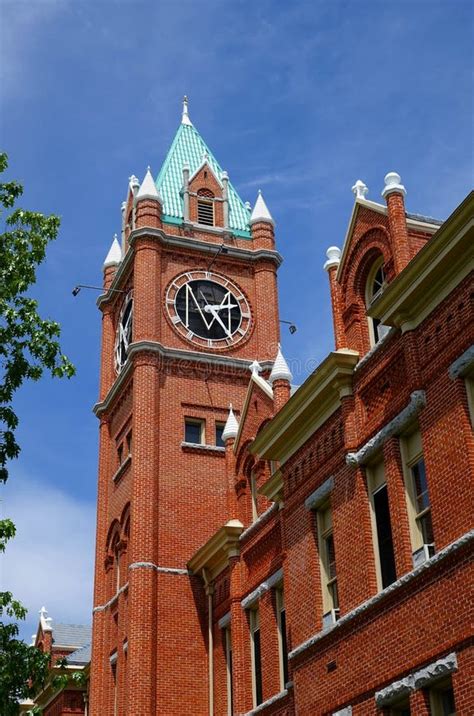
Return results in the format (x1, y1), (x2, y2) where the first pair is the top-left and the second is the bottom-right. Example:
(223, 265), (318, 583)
(1, 470), (95, 642)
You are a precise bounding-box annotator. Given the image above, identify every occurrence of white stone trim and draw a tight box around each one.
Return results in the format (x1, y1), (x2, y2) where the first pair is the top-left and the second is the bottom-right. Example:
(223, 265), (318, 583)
(332, 708), (352, 716)
(346, 391), (426, 467)
(449, 344), (474, 379)
(181, 442), (225, 453)
(289, 529), (473, 661)
(218, 611), (231, 630)
(304, 476), (334, 511)
(93, 582), (129, 613)
(240, 503), (279, 543)
(375, 652), (458, 707)
(353, 327), (396, 373)
(241, 568), (284, 610)
(128, 561), (189, 575)
(243, 688), (288, 715)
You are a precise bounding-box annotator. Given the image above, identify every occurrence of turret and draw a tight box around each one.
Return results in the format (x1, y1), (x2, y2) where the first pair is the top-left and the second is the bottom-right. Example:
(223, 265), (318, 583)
(269, 344), (292, 412)
(324, 245), (346, 350)
(250, 190), (275, 250)
(382, 171), (410, 274)
(135, 166), (162, 229)
(103, 234), (122, 290)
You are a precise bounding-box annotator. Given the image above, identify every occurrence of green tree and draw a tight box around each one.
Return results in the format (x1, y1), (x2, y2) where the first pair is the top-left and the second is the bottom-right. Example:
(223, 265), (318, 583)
(0, 152), (75, 713)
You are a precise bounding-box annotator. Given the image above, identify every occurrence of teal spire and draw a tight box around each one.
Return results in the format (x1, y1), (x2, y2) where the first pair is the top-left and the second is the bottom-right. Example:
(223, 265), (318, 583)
(156, 98), (251, 238)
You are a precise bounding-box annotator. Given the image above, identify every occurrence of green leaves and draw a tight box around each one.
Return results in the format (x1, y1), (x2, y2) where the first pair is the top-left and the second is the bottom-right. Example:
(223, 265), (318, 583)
(0, 153), (77, 712)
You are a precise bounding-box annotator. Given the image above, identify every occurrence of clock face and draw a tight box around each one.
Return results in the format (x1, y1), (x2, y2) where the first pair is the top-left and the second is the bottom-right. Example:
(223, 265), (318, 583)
(115, 291), (133, 373)
(166, 271), (251, 349)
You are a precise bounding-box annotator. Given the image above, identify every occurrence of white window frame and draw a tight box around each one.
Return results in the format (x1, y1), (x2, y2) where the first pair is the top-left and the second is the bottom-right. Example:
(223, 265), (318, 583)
(400, 429), (434, 562)
(250, 471), (258, 523)
(275, 587), (288, 690)
(184, 418), (205, 445)
(366, 460), (388, 592)
(249, 608), (262, 708)
(224, 626), (233, 716)
(316, 503), (339, 622)
(365, 258), (389, 347)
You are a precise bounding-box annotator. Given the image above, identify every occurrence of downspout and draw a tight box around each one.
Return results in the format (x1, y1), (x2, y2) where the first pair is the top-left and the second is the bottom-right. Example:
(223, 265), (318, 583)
(202, 568), (214, 715)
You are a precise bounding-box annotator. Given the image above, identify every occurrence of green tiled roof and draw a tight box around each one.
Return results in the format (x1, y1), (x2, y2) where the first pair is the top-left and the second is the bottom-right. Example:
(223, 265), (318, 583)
(156, 122), (251, 238)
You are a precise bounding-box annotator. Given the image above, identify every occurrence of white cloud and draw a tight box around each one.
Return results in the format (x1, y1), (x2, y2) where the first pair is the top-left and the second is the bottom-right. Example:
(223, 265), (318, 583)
(1, 471), (95, 642)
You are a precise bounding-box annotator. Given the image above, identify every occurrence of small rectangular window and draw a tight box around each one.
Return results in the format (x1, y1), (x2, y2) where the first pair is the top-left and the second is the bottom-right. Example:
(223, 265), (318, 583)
(198, 199), (214, 226)
(184, 419), (204, 445)
(126, 430), (132, 455)
(250, 609), (262, 707)
(117, 443), (124, 465)
(216, 423), (225, 448)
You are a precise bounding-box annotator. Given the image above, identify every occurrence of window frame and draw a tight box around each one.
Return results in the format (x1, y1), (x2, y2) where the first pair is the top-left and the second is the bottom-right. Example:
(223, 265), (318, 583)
(224, 626), (233, 716)
(215, 422), (226, 448)
(184, 418), (205, 445)
(249, 608), (263, 707)
(365, 258), (389, 347)
(429, 676), (457, 716)
(316, 502), (339, 623)
(275, 587), (289, 690)
(400, 429), (435, 561)
(366, 460), (397, 591)
(250, 470), (258, 523)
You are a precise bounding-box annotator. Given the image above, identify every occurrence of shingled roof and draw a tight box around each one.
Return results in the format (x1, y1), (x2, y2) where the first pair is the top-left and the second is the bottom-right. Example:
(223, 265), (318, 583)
(52, 623), (92, 649)
(66, 641), (91, 666)
(156, 100), (251, 238)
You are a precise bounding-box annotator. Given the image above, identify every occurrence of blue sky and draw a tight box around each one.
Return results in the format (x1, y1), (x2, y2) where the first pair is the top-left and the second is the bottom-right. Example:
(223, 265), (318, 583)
(0, 0), (472, 641)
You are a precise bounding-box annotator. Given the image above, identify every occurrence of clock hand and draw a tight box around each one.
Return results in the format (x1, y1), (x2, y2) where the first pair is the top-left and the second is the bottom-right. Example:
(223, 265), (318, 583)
(207, 305), (232, 337)
(203, 303), (238, 312)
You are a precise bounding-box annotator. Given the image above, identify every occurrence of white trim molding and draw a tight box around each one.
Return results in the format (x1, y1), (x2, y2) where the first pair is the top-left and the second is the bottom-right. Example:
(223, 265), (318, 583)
(375, 652), (458, 707)
(449, 344), (474, 379)
(128, 561), (189, 575)
(243, 687), (289, 715)
(346, 391), (426, 467)
(304, 476), (334, 511)
(241, 568), (284, 610)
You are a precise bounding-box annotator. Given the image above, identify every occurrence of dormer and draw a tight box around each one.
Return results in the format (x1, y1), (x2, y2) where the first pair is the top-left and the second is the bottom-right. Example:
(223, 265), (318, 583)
(324, 173), (442, 357)
(187, 158), (226, 228)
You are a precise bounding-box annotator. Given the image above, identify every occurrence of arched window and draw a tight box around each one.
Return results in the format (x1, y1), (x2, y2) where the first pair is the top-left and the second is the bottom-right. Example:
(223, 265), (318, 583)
(197, 188), (215, 226)
(366, 259), (389, 345)
(111, 532), (121, 592)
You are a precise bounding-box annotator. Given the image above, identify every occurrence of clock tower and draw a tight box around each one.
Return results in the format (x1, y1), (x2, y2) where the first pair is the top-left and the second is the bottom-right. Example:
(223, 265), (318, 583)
(89, 99), (282, 714)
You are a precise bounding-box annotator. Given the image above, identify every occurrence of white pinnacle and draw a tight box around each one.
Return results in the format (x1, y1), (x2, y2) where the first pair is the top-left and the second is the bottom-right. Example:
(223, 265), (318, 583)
(269, 344), (292, 384)
(250, 190), (275, 227)
(323, 245), (342, 272)
(352, 180), (368, 200)
(129, 175), (140, 193)
(136, 166), (162, 203)
(221, 404), (240, 442)
(182, 95), (192, 126)
(103, 234), (122, 269)
(249, 359), (262, 375)
(382, 171), (406, 198)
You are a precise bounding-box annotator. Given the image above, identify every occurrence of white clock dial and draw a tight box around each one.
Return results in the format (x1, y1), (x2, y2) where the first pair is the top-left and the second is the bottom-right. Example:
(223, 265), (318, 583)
(114, 291), (133, 373)
(166, 271), (251, 349)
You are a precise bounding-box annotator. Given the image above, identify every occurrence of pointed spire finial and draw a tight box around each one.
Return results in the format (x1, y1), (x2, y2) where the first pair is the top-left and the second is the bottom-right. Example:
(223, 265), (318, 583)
(182, 95), (192, 126)
(249, 360), (262, 375)
(103, 234), (122, 269)
(136, 166), (162, 203)
(269, 344), (293, 384)
(250, 190), (275, 227)
(222, 403), (240, 442)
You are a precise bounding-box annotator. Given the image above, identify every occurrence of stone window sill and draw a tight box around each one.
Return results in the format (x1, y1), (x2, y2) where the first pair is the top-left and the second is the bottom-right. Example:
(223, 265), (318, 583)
(113, 454), (131, 483)
(181, 442), (225, 454)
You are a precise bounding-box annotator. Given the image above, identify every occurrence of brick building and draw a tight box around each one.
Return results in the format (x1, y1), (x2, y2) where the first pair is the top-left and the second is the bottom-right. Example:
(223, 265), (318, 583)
(88, 99), (473, 715)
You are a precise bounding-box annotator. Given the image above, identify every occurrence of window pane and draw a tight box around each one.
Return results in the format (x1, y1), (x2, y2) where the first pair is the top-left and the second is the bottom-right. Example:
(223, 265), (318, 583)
(253, 627), (262, 705)
(216, 424), (225, 447)
(280, 607), (289, 686)
(411, 459), (430, 512)
(373, 485), (397, 588)
(185, 421), (203, 444)
(325, 534), (336, 580)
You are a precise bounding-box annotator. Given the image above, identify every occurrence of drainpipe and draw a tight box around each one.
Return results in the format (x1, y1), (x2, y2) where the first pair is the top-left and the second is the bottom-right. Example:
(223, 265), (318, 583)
(202, 568), (214, 715)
